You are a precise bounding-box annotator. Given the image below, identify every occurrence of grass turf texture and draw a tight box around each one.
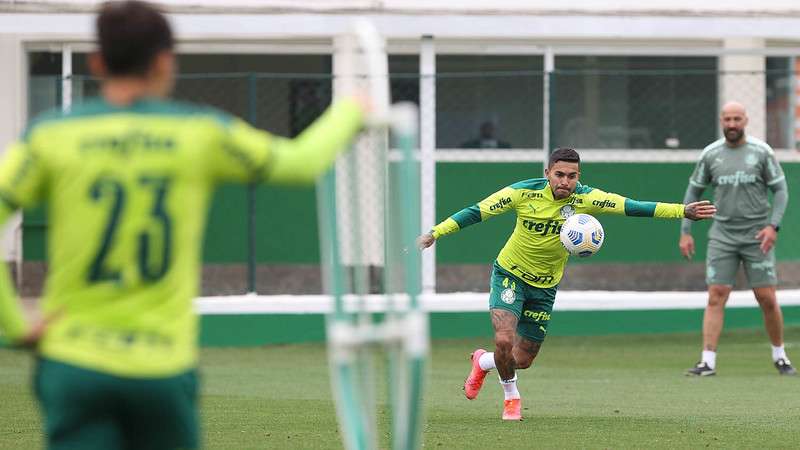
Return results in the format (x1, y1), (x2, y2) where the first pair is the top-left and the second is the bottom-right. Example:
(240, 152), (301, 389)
(1, 327), (799, 449)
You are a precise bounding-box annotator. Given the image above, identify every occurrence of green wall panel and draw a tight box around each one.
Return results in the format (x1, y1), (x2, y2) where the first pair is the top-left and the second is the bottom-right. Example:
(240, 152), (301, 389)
(202, 184), (249, 262)
(202, 184), (318, 263)
(21, 162), (800, 264)
(252, 185), (319, 263)
(198, 306), (800, 347)
(22, 207), (47, 261)
(5, 307), (798, 348)
(435, 162), (800, 263)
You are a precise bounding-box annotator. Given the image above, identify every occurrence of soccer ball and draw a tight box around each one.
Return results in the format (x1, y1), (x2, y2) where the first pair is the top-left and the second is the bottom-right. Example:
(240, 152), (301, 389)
(559, 213), (604, 257)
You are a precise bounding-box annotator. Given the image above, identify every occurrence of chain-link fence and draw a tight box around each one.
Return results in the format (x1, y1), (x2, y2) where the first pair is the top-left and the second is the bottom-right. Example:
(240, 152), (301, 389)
(30, 68), (798, 153)
(550, 69), (717, 150)
(21, 67), (800, 294)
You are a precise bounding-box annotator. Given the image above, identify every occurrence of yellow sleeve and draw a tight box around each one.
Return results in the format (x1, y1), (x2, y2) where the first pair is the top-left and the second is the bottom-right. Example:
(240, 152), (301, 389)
(431, 186), (519, 239)
(431, 218), (459, 239)
(476, 186), (519, 220)
(653, 203), (686, 219)
(212, 98), (364, 185)
(0, 142), (37, 343)
(0, 141), (48, 209)
(582, 187), (684, 218)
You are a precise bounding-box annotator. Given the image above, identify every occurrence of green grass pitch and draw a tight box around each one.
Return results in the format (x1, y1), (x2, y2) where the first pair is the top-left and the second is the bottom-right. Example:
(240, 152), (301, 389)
(1, 327), (798, 449)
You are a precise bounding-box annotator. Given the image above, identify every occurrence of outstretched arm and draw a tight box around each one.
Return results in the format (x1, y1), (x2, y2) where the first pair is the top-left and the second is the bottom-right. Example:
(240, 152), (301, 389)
(211, 97), (366, 185)
(583, 188), (715, 220)
(266, 98), (365, 185)
(418, 186), (517, 249)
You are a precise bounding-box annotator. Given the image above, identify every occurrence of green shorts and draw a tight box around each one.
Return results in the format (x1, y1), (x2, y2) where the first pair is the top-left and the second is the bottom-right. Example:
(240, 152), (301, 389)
(489, 262), (557, 342)
(34, 358), (199, 450)
(706, 238), (777, 287)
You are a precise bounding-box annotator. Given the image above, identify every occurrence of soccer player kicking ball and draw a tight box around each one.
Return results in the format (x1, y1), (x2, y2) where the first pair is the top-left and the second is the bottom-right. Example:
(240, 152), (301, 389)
(417, 147), (716, 421)
(0, 1), (368, 449)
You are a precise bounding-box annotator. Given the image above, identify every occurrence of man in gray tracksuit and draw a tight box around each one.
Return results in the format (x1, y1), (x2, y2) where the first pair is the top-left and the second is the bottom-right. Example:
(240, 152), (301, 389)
(680, 101), (794, 376)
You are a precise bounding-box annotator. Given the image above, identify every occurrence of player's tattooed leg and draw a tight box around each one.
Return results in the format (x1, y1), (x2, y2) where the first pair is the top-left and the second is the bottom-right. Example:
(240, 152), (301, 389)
(512, 335), (542, 370)
(491, 308), (519, 380)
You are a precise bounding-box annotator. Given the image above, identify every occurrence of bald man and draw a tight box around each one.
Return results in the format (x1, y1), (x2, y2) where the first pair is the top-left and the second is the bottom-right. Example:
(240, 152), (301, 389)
(681, 101), (794, 376)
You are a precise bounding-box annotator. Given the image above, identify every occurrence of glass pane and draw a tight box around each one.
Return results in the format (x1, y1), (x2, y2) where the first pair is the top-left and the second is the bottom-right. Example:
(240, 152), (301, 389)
(71, 54), (334, 137)
(552, 56), (717, 149)
(28, 52), (62, 117)
(437, 55), (544, 149)
(66, 53), (422, 137)
(766, 57), (792, 149)
(181, 55), (333, 137)
(72, 53), (91, 75)
(389, 55), (419, 106)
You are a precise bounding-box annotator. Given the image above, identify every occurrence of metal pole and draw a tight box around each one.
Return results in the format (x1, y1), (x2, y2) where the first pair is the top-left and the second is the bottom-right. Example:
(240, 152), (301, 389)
(419, 35), (436, 294)
(789, 56), (796, 150)
(247, 74), (257, 294)
(542, 46), (554, 174)
(61, 44), (72, 112)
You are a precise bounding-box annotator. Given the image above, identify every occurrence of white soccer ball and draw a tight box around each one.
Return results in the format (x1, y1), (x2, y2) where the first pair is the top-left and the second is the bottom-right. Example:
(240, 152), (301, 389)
(559, 213), (605, 257)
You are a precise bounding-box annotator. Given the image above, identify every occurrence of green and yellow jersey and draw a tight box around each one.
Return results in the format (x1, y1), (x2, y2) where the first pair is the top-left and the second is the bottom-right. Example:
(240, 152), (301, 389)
(0, 97), (362, 377)
(431, 178), (685, 288)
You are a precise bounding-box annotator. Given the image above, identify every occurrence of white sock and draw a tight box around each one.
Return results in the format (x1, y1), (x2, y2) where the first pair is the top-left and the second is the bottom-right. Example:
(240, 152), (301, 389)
(772, 344), (788, 362)
(702, 350), (717, 369)
(499, 374), (520, 400)
(478, 352), (496, 371)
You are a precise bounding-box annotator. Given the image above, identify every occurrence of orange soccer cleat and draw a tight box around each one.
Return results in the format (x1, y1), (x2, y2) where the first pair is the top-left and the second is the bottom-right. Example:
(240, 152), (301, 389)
(463, 349), (489, 400)
(502, 398), (522, 421)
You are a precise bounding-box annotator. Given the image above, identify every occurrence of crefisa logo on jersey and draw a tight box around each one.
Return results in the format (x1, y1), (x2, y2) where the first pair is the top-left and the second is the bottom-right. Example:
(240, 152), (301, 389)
(489, 197), (512, 211)
(559, 204), (575, 218)
(591, 199), (616, 209)
(717, 170), (756, 186)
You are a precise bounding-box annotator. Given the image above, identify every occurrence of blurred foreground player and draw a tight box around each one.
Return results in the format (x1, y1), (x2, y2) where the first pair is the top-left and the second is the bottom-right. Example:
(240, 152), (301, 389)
(0, 1), (369, 448)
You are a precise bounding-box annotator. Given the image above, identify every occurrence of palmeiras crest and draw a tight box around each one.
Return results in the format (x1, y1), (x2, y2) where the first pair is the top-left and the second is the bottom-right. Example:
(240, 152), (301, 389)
(501, 288), (516, 304)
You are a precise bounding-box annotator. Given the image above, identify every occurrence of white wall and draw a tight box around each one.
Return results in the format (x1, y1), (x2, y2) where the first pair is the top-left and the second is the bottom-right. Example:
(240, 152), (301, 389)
(0, 37), (24, 266)
(4, 13), (800, 43)
(3, 0), (800, 14)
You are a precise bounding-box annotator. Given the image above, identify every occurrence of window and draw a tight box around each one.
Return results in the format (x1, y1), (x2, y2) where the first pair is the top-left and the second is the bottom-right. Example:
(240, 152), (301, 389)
(28, 52), (63, 117)
(389, 55), (420, 106)
(436, 55), (544, 149)
(552, 56), (717, 149)
(766, 57), (792, 149)
(71, 53), (334, 137)
(176, 54), (332, 137)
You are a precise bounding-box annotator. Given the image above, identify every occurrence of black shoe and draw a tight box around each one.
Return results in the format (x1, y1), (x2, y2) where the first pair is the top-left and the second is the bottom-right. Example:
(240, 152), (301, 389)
(686, 361), (716, 376)
(774, 358), (797, 376)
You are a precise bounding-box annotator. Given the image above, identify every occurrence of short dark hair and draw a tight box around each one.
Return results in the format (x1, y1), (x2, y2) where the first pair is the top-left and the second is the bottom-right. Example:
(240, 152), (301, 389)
(96, 1), (174, 76)
(548, 147), (580, 167)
